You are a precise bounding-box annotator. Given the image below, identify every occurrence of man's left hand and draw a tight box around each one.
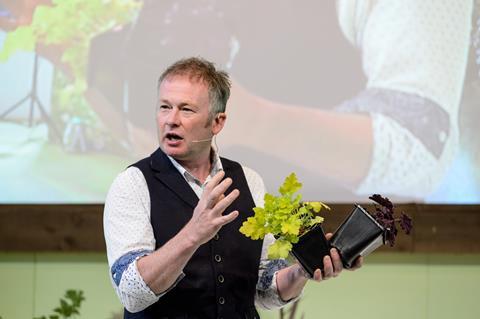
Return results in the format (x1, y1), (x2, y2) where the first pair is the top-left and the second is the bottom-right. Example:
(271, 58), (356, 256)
(310, 232), (363, 281)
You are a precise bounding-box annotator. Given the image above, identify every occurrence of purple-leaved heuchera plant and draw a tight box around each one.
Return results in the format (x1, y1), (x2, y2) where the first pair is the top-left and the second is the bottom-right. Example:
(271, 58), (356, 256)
(368, 194), (413, 246)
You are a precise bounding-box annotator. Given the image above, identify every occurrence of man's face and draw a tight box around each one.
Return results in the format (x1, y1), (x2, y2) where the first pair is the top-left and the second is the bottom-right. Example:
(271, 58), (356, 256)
(156, 75), (225, 162)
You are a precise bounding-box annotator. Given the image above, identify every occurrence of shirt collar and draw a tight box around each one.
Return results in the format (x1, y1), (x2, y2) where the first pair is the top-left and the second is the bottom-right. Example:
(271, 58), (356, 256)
(167, 148), (223, 185)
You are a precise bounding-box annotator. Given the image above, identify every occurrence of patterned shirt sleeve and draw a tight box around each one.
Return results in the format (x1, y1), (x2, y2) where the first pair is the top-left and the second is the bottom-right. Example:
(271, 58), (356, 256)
(104, 166), (184, 312)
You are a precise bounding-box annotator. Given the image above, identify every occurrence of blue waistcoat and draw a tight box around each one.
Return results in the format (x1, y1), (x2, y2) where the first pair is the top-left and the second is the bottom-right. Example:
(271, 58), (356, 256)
(125, 148), (263, 319)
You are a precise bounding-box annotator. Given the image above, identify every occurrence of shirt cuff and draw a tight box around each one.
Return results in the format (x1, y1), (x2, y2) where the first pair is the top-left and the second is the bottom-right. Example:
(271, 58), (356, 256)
(256, 259), (300, 309)
(111, 251), (185, 312)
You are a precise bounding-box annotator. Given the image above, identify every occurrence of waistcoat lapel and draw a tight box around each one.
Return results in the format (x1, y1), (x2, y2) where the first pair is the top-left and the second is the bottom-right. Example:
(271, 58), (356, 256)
(149, 148), (199, 208)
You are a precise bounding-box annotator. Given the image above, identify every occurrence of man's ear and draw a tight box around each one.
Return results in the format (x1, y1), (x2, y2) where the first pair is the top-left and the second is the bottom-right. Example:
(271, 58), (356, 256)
(211, 113), (227, 135)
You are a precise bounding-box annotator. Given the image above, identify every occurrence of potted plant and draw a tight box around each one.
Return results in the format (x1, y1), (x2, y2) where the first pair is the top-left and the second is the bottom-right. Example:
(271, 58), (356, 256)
(240, 173), (413, 276)
(240, 173), (331, 276)
(330, 194), (413, 268)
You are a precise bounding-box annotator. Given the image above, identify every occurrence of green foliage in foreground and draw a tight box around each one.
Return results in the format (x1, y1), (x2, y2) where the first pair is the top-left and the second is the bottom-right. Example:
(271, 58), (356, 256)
(33, 290), (85, 319)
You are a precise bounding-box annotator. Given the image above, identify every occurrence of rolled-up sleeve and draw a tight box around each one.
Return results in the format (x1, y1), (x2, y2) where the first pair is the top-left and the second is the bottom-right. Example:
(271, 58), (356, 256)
(104, 167), (183, 312)
(255, 234), (300, 309)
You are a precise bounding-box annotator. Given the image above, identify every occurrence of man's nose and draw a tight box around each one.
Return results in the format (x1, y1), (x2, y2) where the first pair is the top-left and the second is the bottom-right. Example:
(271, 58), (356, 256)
(166, 109), (181, 126)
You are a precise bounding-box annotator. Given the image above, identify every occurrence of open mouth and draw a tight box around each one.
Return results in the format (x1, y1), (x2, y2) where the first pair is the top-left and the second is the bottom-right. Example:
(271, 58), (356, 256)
(165, 132), (184, 141)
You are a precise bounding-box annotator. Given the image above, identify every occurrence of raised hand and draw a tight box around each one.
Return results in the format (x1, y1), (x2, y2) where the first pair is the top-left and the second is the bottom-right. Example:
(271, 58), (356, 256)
(185, 171), (240, 245)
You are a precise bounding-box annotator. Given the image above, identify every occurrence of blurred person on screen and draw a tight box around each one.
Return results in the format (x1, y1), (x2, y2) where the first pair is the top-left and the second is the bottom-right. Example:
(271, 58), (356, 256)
(103, 57), (362, 318)
(87, 1), (474, 202)
(222, 0), (473, 200)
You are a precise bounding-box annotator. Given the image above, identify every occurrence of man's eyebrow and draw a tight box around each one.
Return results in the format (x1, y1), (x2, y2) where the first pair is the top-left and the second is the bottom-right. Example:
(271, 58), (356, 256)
(159, 99), (196, 108)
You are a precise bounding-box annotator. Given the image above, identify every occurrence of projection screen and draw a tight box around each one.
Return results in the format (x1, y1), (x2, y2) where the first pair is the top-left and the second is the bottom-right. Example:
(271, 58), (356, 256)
(0, 0), (479, 203)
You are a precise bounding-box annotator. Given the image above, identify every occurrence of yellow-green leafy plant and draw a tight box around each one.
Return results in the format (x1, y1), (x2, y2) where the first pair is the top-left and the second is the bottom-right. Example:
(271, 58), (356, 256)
(240, 173), (329, 259)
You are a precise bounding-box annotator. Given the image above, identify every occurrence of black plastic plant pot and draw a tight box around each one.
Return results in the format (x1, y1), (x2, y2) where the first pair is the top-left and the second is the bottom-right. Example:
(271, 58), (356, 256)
(291, 225), (331, 277)
(330, 204), (385, 269)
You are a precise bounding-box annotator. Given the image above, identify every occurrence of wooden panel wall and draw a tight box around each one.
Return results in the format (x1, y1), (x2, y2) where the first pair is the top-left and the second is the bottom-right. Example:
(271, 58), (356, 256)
(0, 204), (479, 253)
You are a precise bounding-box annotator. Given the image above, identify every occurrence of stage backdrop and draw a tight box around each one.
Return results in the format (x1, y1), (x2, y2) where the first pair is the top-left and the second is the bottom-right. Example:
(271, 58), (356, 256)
(0, 0), (479, 204)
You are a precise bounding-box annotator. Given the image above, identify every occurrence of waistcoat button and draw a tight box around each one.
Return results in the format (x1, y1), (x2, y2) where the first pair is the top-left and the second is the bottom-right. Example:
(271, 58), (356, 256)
(214, 254), (222, 262)
(218, 274), (225, 283)
(218, 296), (225, 304)
(214, 233), (220, 240)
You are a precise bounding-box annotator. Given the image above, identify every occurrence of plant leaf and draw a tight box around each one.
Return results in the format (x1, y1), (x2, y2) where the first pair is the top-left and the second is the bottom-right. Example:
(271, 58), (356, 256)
(281, 218), (301, 236)
(239, 217), (266, 240)
(306, 201), (321, 212)
(309, 215), (324, 226)
(278, 173), (302, 197)
(399, 213), (413, 235)
(267, 239), (292, 259)
(369, 194), (393, 210)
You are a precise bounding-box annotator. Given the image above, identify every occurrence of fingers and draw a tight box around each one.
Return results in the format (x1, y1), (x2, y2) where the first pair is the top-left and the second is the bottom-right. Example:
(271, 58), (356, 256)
(330, 248), (343, 274)
(206, 177), (233, 208)
(350, 256), (364, 270)
(203, 171), (226, 205)
(310, 247), (362, 283)
(213, 189), (240, 215)
(205, 173), (230, 204)
(203, 172), (240, 218)
(198, 171), (240, 224)
(205, 171), (225, 193)
(211, 178), (234, 202)
(188, 172), (241, 244)
(325, 232), (333, 240)
(211, 194), (226, 210)
(322, 255), (334, 279)
(310, 248), (344, 282)
(313, 268), (322, 281)
(216, 210), (239, 227)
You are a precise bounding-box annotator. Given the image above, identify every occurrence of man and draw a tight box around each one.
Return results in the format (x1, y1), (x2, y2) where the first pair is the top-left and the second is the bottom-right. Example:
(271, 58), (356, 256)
(104, 57), (361, 318)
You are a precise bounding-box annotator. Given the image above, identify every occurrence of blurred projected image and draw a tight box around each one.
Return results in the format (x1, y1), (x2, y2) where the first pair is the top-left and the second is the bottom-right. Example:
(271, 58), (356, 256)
(0, 0), (478, 203)
(0, 0), (140, 202)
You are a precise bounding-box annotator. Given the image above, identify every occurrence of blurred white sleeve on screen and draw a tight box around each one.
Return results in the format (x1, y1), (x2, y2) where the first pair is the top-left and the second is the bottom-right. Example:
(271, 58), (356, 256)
(337, 0), (473, 197)
(356, 112), (441, 197)
(360, 0), (472, 113)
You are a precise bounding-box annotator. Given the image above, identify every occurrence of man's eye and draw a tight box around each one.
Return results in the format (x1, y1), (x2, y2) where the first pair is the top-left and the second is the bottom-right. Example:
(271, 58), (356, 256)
(182, 108), (194, 113)
(159, 104), (170, 110)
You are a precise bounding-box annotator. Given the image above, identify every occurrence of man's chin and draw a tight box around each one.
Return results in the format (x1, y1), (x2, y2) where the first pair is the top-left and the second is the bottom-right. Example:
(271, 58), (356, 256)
(160, 145), (186, 159)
